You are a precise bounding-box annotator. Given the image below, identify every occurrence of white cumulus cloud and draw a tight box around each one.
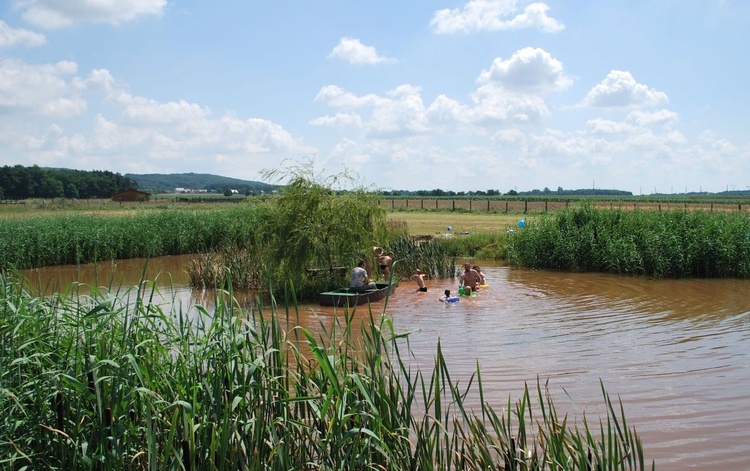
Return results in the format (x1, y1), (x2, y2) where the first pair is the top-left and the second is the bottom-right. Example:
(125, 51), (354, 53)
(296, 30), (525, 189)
(314, 85), (388, 108)
(581, 70), (668, 108)
(0, 58), (314, 176)
(17, 0), (167, 29)
(0, 59), (86, 117)
(626, 109), (679, 127)
(430, 0), (564, 34)
(470, 84), (550, 122)
(327, 37), (397, 65)
(0, 20), (46, 49)
(477, 47), (572, 93)
(308, 113), (364, 128)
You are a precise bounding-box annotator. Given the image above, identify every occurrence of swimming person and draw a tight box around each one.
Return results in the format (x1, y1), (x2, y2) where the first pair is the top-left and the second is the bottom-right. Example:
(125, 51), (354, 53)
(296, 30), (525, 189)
(472, 265), (486, 285)
(439, 289), (459, 303)
(411, 269), (427, 292)
(459, 263), (481, 292)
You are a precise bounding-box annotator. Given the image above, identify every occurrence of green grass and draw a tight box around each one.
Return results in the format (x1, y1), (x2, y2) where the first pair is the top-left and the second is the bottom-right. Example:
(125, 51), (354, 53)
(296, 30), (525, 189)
(0, 271), (653, 469)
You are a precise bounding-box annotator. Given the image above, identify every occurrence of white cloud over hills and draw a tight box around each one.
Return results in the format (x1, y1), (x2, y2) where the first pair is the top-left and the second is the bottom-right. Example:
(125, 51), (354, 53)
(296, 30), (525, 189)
(0, 0), (747, 193)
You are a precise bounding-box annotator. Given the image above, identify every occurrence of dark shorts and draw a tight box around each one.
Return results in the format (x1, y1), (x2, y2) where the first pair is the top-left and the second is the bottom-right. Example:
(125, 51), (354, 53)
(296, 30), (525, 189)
(418, 287), (427, 292)
(380, 264), (388, 270)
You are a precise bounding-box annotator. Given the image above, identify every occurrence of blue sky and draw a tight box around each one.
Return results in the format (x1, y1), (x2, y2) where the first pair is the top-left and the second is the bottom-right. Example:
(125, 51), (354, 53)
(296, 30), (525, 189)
(1, 1), (748, 194)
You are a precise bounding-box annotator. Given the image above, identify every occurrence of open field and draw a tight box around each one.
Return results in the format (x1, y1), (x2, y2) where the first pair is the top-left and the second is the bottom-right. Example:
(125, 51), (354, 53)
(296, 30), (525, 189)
(0, 198), (530, 236)
(386, 211), (530, 235)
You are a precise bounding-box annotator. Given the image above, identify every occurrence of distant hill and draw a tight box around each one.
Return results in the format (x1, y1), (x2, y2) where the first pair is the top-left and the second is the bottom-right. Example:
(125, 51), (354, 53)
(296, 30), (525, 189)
(125, 173), (277, 194)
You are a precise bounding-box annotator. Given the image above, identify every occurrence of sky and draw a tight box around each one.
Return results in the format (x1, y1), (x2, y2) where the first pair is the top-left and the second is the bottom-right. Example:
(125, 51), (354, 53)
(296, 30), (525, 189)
(1, 1), (748, 194)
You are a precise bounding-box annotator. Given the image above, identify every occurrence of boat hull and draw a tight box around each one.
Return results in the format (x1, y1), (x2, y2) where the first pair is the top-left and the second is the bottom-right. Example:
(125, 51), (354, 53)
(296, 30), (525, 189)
(319, 282), (396, 307)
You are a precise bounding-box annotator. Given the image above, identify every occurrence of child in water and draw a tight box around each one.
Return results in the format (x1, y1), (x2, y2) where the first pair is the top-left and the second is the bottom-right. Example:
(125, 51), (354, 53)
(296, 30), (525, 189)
(472, 265), (486, 285)
(439, 289), (459, 302)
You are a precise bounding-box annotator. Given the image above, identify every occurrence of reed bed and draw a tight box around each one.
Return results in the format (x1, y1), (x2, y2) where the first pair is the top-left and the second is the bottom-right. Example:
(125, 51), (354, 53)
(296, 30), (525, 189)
(187, 249), (261, 291)
(433, 231), (510, 260)
(508, 204), (750, 277)
(0, 273), (652, 469)
(0, 205), (266, 270)
(385, 235), (458, 280)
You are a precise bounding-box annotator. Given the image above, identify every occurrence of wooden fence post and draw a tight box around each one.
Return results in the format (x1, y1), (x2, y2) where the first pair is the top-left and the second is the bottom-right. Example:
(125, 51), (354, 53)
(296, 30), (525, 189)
(524, 200), (528, 214)
(452, 200), (455, 211)
(487, 200), (490, 212)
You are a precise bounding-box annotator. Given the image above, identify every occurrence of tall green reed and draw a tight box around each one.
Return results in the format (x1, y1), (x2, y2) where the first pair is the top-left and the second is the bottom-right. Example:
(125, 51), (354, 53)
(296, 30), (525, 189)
(0, 272), (653, 469)
(509, 203), (750, 278)
(0, 205), (267, 270)
(386, 235), (457, 280)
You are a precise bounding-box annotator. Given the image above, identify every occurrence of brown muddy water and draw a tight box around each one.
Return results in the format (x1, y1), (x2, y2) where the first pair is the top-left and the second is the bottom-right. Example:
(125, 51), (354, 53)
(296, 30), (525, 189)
(21, 255), (750, 470)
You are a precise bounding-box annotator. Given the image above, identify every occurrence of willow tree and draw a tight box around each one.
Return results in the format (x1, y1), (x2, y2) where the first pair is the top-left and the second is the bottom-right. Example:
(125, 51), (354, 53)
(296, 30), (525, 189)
(260, 159), (386, 292)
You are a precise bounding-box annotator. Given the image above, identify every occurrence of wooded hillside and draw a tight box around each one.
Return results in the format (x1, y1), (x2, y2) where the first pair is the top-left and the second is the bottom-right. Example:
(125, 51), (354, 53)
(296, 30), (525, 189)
(0, 165), (136, 200)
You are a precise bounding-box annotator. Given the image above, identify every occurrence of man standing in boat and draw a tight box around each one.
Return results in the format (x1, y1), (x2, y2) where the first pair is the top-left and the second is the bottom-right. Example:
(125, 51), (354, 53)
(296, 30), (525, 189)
(351, 261), (377, 292)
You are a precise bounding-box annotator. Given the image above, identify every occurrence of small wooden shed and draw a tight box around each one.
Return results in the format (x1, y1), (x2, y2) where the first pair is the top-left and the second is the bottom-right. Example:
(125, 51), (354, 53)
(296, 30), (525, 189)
(111, 189), (151, 202)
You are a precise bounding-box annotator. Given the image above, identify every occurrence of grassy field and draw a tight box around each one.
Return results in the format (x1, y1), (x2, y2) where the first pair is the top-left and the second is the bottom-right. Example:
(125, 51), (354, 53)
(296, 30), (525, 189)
(386, 211), (529, 235)
(0, 199), (530, 235)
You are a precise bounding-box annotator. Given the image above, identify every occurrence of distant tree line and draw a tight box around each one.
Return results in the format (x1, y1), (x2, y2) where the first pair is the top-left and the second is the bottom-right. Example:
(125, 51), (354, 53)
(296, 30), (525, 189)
(0, 165), (137, 200)
(377, 187), (633, 197)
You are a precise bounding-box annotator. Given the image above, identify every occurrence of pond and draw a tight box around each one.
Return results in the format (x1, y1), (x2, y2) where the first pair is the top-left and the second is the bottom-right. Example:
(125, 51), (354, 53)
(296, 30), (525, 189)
(21, 255), (750, 470)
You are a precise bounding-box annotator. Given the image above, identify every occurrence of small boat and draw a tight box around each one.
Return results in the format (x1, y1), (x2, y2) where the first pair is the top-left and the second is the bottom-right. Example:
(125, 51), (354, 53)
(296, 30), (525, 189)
(319, 282), (396, 307)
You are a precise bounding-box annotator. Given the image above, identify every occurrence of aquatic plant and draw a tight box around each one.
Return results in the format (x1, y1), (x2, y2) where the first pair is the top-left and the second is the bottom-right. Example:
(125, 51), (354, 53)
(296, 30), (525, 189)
(187, 248), (261, 291)
(0, 205), (267, 270)
(508, 203), (750, 278)
(387, 234), (458, 280)
(0, 272), (653, 469)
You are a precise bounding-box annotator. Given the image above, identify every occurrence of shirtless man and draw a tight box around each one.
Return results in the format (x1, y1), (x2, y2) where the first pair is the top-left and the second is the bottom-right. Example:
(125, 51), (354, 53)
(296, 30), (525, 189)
(459, 262), (481, 293)
(377, 250), (393, 280)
